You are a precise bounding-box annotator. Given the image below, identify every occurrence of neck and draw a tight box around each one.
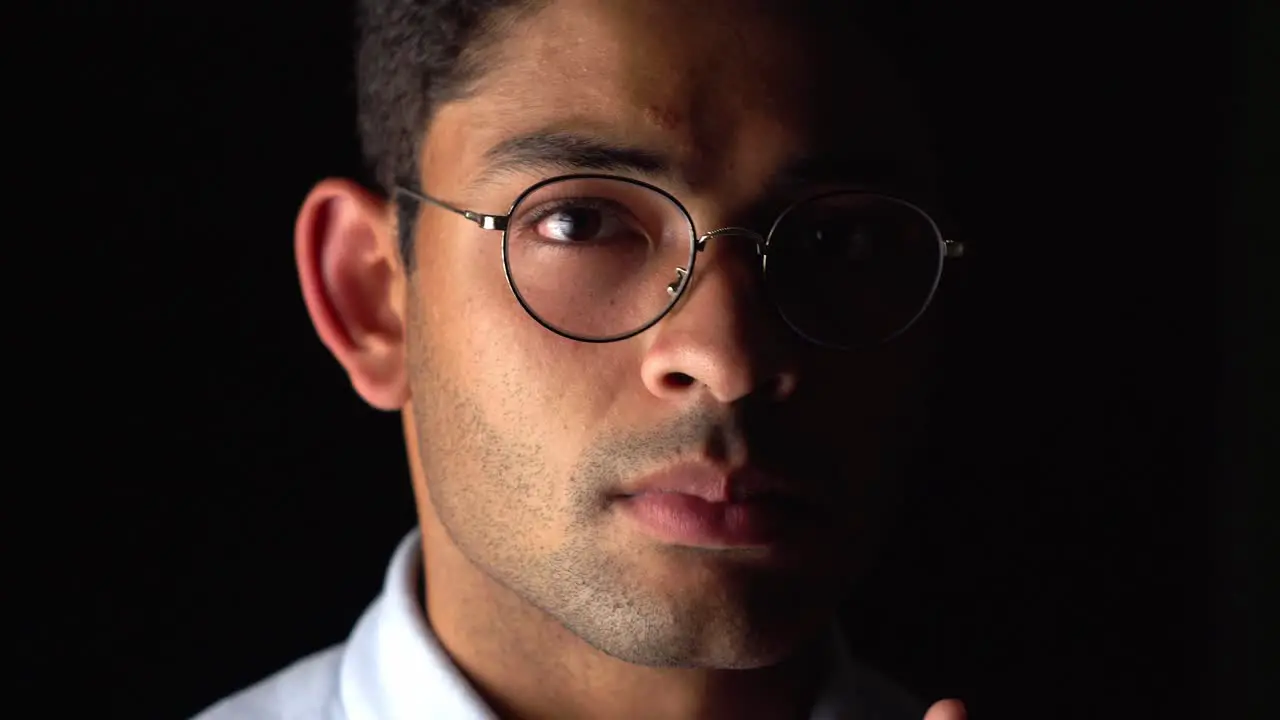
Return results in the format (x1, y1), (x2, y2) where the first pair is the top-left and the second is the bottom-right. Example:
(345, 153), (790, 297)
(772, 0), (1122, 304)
(418, 511), (830, 720)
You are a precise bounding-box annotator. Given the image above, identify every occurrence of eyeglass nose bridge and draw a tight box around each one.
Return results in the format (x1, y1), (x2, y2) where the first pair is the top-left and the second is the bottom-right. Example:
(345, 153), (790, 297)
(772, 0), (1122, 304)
(695, 227), (767, 256)
(668, 226), (768, 298)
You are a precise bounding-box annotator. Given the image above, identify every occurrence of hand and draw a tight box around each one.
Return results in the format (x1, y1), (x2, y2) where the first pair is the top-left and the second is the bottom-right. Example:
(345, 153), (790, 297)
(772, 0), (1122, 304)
(923, 699), (967, 720)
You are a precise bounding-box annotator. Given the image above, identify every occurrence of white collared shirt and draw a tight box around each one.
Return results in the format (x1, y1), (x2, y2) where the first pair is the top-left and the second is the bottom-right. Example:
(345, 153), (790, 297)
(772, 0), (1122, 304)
(194, 530), (923, 720)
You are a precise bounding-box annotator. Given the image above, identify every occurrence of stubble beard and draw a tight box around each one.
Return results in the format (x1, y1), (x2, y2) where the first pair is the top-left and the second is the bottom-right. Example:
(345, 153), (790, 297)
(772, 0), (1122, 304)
(404, 308), (832, 669)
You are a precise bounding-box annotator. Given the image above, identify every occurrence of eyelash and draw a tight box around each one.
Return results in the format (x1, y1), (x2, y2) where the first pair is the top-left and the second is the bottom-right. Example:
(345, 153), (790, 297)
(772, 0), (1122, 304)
(515, 197), (635, 233)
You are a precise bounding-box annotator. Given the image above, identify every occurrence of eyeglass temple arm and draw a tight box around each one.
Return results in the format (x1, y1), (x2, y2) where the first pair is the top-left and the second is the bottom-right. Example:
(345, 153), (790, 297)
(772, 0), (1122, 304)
(393, 186), (509, 232)
(943, 239), (964, 259)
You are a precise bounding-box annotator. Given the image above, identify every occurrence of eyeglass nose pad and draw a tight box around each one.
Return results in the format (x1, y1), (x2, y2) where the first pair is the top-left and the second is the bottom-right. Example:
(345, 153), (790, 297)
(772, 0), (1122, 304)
(666, 267), (689, 296)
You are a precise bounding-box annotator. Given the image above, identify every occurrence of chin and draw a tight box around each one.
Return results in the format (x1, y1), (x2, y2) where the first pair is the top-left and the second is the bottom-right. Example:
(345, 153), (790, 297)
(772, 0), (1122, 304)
(552, 562), (838, 670)
(584, 606), (828, 670)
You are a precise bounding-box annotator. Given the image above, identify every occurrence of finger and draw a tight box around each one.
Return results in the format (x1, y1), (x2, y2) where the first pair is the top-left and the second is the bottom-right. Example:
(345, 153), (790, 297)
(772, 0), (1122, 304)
(923, 698), (968, 720)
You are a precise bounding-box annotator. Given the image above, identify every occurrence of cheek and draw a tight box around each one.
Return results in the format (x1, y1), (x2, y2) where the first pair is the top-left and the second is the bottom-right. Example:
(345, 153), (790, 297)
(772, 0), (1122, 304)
(421, 221), (538, 382)
(425, 236), (640, 449)
(497, 327), (641, 438)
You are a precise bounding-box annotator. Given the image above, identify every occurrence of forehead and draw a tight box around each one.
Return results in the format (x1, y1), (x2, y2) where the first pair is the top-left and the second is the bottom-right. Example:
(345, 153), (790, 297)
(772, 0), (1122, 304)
(425, 0), (927, 198)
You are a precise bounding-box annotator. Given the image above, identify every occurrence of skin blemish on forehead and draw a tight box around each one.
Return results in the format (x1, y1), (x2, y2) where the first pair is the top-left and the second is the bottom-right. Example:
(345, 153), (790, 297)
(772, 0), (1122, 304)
(641, 101), (708, 184)
(643, 105), (685, 131)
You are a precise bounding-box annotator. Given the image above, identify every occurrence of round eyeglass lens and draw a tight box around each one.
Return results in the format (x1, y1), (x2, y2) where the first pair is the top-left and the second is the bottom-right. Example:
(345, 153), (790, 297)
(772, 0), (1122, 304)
(502, 177), (698, 342)
(764, 192), (945, 348)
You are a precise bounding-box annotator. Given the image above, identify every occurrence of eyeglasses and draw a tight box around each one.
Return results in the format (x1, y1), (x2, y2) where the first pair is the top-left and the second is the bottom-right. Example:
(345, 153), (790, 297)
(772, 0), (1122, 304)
(394, 174), (963, 350)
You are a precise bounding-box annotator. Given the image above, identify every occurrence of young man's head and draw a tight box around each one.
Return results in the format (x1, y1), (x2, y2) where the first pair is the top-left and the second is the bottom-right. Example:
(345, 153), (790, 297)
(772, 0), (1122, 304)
(297, 0), (950, 675)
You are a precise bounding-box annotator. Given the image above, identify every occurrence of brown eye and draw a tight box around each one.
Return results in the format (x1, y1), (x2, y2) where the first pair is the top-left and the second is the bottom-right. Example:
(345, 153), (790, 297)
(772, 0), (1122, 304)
(535, 206), (628, 244)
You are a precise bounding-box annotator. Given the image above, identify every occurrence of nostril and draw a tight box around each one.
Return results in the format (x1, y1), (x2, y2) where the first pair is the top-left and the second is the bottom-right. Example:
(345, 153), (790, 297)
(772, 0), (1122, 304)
(665, 372), (696, 388)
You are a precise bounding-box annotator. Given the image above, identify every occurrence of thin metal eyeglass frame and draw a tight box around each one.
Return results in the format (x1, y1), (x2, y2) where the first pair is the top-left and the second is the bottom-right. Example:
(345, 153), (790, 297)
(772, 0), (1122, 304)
(393, 173), (964, 348)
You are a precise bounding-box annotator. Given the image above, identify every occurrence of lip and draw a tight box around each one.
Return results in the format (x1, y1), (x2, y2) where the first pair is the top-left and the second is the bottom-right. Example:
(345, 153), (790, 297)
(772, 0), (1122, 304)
(612, 463), (809, 548)
(615, 462), (797, 504)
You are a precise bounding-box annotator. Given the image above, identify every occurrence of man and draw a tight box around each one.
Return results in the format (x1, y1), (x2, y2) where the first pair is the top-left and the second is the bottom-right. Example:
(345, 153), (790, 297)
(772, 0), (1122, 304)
(197, 0), (968, 717)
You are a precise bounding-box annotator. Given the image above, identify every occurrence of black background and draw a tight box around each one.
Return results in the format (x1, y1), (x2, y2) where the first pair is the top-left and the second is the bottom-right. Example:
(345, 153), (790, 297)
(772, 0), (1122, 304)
(20, 1), (1275, 718)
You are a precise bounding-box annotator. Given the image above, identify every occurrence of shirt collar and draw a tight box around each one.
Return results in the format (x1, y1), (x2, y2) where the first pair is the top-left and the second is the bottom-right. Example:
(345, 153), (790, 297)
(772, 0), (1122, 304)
(338, 530), (497, 720)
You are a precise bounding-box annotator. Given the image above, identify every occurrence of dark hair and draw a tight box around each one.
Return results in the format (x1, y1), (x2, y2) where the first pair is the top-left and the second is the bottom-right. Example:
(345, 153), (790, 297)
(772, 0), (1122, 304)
(356, 0), (538, 265)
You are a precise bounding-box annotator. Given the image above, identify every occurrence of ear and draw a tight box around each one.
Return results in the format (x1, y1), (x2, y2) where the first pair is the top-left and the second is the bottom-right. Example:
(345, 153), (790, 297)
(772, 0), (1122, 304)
(295, 178), (409, 411)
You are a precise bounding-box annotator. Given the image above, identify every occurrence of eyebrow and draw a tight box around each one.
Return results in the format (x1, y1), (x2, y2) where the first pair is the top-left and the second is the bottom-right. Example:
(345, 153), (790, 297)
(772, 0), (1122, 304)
(467, 130), (912, 198)
(467, 131), (670, 192)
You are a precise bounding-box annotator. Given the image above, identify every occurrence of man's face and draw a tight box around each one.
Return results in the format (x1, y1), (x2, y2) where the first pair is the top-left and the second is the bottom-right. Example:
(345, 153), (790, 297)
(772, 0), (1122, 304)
(405, 0), (933, 669)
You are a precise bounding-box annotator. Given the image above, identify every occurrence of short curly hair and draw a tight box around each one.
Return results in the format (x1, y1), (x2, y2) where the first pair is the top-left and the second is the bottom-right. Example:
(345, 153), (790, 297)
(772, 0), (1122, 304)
(355, 0), (542, 264)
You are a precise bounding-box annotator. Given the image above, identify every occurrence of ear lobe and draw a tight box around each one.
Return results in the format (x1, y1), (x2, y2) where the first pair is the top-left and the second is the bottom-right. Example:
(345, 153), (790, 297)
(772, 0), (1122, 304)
(295, 178), (409, 411)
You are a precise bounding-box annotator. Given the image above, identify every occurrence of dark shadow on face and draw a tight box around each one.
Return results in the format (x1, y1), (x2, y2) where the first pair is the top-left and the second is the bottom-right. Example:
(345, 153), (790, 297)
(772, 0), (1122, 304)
(406, 0), (939, 670)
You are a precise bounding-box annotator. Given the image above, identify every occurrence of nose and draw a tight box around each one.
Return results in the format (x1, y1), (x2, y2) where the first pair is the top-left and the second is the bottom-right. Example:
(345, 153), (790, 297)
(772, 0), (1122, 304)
(639, 240), (799, 405)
